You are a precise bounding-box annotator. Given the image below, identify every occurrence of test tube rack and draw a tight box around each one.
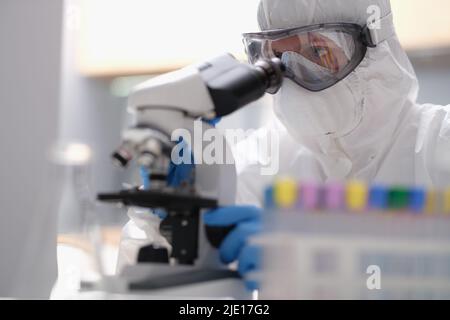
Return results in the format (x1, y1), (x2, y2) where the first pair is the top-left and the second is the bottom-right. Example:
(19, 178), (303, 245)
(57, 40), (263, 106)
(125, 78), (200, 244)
(255, 180), (450, 300)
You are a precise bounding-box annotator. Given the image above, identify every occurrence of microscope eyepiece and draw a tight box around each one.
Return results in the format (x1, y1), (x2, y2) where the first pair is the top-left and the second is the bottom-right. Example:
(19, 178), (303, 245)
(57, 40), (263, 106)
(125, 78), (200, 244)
(254, 57), (284, 95)
(200, 54), (285, 118)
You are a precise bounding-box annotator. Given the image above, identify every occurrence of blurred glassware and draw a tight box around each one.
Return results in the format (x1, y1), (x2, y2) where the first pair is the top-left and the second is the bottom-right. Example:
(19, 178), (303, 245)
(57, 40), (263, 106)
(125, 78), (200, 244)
(50, 142), (127, 299)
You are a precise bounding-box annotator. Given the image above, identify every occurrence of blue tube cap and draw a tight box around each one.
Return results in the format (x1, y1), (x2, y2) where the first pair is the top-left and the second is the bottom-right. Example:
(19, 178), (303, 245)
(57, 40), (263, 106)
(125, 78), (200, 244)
(369, 185), (389, 210)
(409, 188), (426, 213)
(264, 186), (275, 210)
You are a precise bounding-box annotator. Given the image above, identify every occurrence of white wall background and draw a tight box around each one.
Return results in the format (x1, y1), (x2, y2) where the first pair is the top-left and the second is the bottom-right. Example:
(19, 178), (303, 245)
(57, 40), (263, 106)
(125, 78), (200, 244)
(412, 55), (450, 106)
(0, 0), (63, 298)
(58, 0), (130, 231)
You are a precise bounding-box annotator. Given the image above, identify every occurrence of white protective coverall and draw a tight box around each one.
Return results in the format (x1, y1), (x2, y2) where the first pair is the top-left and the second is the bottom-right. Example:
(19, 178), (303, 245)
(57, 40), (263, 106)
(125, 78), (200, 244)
(235, 0), (450, 208)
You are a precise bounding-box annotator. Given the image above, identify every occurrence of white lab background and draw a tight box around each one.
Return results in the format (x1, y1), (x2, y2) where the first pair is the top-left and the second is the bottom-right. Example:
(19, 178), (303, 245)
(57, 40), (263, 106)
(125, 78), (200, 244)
(0, 0), (63, 298)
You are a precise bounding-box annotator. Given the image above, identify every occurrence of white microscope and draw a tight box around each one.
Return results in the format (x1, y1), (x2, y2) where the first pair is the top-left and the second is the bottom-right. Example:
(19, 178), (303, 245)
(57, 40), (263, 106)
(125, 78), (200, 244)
(98, 54), (284, 298)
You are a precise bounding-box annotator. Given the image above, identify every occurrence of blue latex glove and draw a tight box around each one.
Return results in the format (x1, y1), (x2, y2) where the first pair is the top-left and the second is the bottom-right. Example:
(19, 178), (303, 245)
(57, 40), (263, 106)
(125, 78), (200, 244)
(204, 206), (262, 290)
(167, 138), (195, 188)
(167, 118), (221, 187)
(203, 117), (222, 127)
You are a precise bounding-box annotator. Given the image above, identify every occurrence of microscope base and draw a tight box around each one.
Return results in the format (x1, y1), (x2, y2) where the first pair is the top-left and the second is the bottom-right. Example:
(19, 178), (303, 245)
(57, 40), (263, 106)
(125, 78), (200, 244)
(93, 264), (251, 300)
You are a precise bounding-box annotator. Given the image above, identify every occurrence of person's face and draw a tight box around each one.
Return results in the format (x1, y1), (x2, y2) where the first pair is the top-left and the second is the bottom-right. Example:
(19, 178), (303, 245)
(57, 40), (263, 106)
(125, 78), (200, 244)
(268, 32), (349, 73)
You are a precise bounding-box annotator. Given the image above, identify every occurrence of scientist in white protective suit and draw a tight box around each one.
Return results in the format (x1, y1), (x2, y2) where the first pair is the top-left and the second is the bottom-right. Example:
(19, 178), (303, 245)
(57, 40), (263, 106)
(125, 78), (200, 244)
(119, 0), (450, 289)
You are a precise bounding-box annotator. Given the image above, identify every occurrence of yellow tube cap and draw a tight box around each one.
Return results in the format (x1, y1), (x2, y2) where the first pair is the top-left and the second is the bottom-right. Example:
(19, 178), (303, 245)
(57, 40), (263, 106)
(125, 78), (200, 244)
(443, 188), (450, 215)
(274, 178), (298, 209)
(346, 181), (368, 212)
(425, 190), (437, 215)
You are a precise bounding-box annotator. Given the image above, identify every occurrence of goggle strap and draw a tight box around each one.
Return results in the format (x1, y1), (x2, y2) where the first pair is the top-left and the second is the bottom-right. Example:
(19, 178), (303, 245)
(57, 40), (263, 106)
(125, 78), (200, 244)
(367, 12), (395, 47)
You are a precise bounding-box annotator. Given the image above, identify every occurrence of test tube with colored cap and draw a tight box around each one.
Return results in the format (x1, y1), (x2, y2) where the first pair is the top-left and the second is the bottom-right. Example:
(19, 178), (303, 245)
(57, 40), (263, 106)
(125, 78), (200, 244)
(325, 183), (345, 211)
(301, 183), (321, 211)
(425, 189), (438, 215)
(346, 181), (368, 212)
(443, 188), (450, 215)
(409, 188), (426, 214)
(264, 186), (275, 210)
(274, 178), (298, 210)
(369, 185), (389, 211)
(388, 187), (410, 211)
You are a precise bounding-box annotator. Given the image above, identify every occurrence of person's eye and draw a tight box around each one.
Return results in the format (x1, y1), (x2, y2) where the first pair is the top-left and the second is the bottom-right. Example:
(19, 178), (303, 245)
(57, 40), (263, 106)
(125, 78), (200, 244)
(312, 46), (329, 58)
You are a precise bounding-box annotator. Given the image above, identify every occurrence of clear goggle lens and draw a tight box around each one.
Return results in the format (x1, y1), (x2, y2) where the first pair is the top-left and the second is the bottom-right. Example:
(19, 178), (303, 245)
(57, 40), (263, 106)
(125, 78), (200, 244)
(244, 25), (368, 92)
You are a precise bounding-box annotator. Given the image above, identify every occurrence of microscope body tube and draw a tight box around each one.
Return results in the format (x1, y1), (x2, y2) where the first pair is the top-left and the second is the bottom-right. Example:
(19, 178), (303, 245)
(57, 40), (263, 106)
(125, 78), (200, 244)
(199, 54), (284, 118)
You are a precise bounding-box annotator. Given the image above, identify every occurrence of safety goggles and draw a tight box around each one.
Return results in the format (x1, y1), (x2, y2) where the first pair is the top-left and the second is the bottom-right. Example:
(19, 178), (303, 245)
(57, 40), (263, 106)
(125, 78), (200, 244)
(243, 23), (379, 92)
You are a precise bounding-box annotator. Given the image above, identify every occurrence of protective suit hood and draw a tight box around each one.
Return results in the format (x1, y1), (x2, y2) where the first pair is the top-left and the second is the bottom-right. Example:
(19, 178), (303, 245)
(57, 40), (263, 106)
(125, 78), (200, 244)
(258, 0), (419, 180)
(258, 0), (392, 29)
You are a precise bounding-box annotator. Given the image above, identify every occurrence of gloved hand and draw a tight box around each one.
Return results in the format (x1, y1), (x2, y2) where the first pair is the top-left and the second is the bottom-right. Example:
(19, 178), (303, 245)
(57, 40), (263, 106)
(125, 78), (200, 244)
(204, 206), (262, 290)
(167, 118), (221, 187)
(167, 138), (195, 188)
